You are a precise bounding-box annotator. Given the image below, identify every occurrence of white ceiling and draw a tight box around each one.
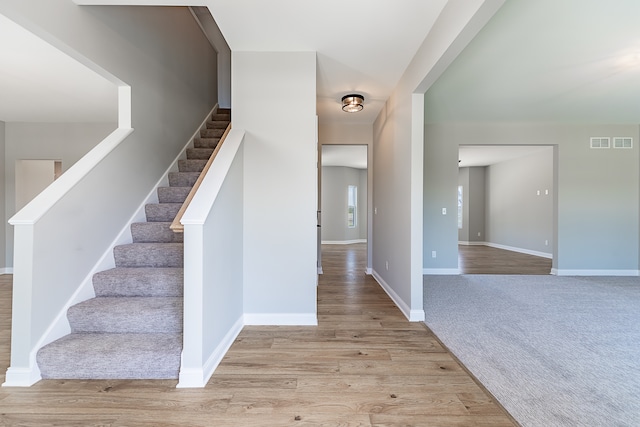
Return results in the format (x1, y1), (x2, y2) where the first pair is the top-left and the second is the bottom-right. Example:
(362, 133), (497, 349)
(0, 13), (117, 123)
(205, 0), (449, 126)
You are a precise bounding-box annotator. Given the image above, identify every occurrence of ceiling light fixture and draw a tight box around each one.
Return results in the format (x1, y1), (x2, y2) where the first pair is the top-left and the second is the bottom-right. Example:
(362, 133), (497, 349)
(342, 94), (364, 113)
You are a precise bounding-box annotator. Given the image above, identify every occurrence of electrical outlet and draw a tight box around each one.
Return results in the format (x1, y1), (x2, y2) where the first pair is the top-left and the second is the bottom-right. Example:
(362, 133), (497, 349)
(432, 251), (437, 258)
(385, 261), (389, 270)
(442, 208), (447, 215)
(374, 207), (378, 215)
(545, 240), (549, 246)
(477, 232), (481, 237)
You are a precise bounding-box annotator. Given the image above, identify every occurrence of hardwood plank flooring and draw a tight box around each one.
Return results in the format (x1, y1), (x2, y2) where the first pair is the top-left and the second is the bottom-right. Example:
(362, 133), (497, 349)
(458, 244), (552, 275)
(0, 246), (516, 426)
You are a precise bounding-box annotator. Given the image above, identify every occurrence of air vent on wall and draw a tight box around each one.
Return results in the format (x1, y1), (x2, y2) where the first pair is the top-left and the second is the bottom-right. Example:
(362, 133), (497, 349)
(590, 137), (610, 149)
(613, 137), (633, 149)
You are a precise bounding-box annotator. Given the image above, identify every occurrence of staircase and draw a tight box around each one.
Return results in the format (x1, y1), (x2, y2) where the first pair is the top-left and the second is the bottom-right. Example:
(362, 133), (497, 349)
(36, 108), (231, 380)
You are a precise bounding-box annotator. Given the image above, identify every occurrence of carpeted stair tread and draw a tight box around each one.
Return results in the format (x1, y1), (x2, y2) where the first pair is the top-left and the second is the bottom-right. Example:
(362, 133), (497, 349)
(93, 267), (183, 297)
(145, 203), (182, 222)
(178, 159), (208, 172)
(200, 128), (225, 138)
(194, 138), (220, 149)
(206, 120), (229, 129)
(157, 186), (191, 203)
(68, 296), (183, 333)
(131, 222), (183, 243)
(186, 148), (215, 160)
(37, 333), (182, 379)
(114, 242), (183, 268)
(169, 171), (200, 187)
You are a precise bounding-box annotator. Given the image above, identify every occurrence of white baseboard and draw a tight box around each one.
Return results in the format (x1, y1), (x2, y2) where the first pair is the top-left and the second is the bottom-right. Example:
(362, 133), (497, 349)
(321, 239), (367, 245)
(483, 242), (552, 259)
(552, 268), (639, 276)
(423, 268), (461, 275)
(365, 267), (372, 275)
(2, 357), (41, 387)
(371, 269), (424, 322)
(458, 241), (485, 246)
(0, 268), (13, 275)
(244, 313), (317, 326)
(317, 266), (323, 274)
(177, 315), (243, 388)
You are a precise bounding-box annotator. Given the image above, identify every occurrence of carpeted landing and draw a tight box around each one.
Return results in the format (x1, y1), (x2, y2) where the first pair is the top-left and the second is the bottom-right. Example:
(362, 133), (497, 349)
(36, 109), (230, 380)
(424, 274), (640, 427)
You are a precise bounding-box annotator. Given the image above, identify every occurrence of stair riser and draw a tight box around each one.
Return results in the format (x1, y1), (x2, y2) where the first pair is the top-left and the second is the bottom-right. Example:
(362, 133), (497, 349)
(200, 129), (224, 138)
(178, 159), (208, 172)
(93, 268), (184, 297)
(212, 113), (230, 121)
(194, 138), (220, 149)
(186, 148), (214, 160)
(114, 243), (183, 268)
(131, 222), (183, 243)
(169, 172), (200, 187)
(145, 203), (181, 222)
(157, 187), (191, 203)
(37, 333), (182, 379)
(68, 298), (183, 334)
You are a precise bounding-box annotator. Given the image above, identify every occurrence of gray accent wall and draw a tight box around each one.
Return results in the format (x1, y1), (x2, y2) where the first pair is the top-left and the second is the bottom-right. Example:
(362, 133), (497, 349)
(485, 148), (553, 254)
(425, 122), (639, 274)
(321, 166), (367, 242)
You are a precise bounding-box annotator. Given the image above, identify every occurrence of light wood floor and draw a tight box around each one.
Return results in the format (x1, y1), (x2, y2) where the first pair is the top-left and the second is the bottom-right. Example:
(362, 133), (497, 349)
(459, 244), (552, 275)
(0, 246), (516, 426)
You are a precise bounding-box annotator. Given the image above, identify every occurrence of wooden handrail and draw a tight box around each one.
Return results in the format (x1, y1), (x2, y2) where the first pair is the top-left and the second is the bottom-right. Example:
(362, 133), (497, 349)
(170, 123), (232, 233)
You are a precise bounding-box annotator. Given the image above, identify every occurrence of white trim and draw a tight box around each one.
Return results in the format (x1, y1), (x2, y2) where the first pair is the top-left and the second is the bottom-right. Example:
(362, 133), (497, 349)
(317, 267), (323, 275)
(9, 128), (133, 225)
(177, 315), (243, 388)
(371, 269), (425, 322)
(423, 268), (461, 275)
(0, 268), (13, 275)
(321, 239), (367, 245)
(3, 355), (41, 387)
(365, 267), (372, 275)
(483, 242), (552, 259)
(458, 241), (485, 246)
(243, 313), (317, 326)
(552, 269), (639, 276)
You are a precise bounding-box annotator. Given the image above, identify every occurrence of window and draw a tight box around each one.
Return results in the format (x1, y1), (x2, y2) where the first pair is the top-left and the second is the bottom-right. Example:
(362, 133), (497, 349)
(457, 185), (463, 229)
(347, 185), (357, 228)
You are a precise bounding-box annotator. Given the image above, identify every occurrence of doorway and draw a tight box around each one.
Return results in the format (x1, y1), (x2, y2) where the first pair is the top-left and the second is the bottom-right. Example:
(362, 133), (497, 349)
(457, 145), (555, 274)
(15, 159), (62, 211)
(318, 145), (370, 274)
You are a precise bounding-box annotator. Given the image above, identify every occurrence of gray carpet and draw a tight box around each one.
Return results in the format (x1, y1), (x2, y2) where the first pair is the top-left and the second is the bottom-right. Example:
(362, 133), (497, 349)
(424, 275), (640, 427)
(36, 109), (230, 380)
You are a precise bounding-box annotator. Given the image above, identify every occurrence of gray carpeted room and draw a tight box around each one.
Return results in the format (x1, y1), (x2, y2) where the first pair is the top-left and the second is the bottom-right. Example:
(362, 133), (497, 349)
(424, 274), (640, 426)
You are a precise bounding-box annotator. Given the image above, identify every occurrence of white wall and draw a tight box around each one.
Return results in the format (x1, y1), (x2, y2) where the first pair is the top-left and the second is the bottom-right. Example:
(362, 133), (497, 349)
(4, 122), (115, 267)
(373, 0), (502, 319)
(321, 166), (367, 242)
(485, 148), (553, 255)
(233, 52), (317, 324)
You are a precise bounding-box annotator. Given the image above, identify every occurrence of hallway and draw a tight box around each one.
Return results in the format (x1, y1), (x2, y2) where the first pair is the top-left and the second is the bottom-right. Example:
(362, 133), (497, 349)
(0, 246), (515, 425)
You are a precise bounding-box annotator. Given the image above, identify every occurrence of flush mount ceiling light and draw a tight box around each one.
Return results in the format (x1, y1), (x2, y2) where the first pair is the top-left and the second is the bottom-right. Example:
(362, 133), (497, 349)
(342, 94), (364, 113)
